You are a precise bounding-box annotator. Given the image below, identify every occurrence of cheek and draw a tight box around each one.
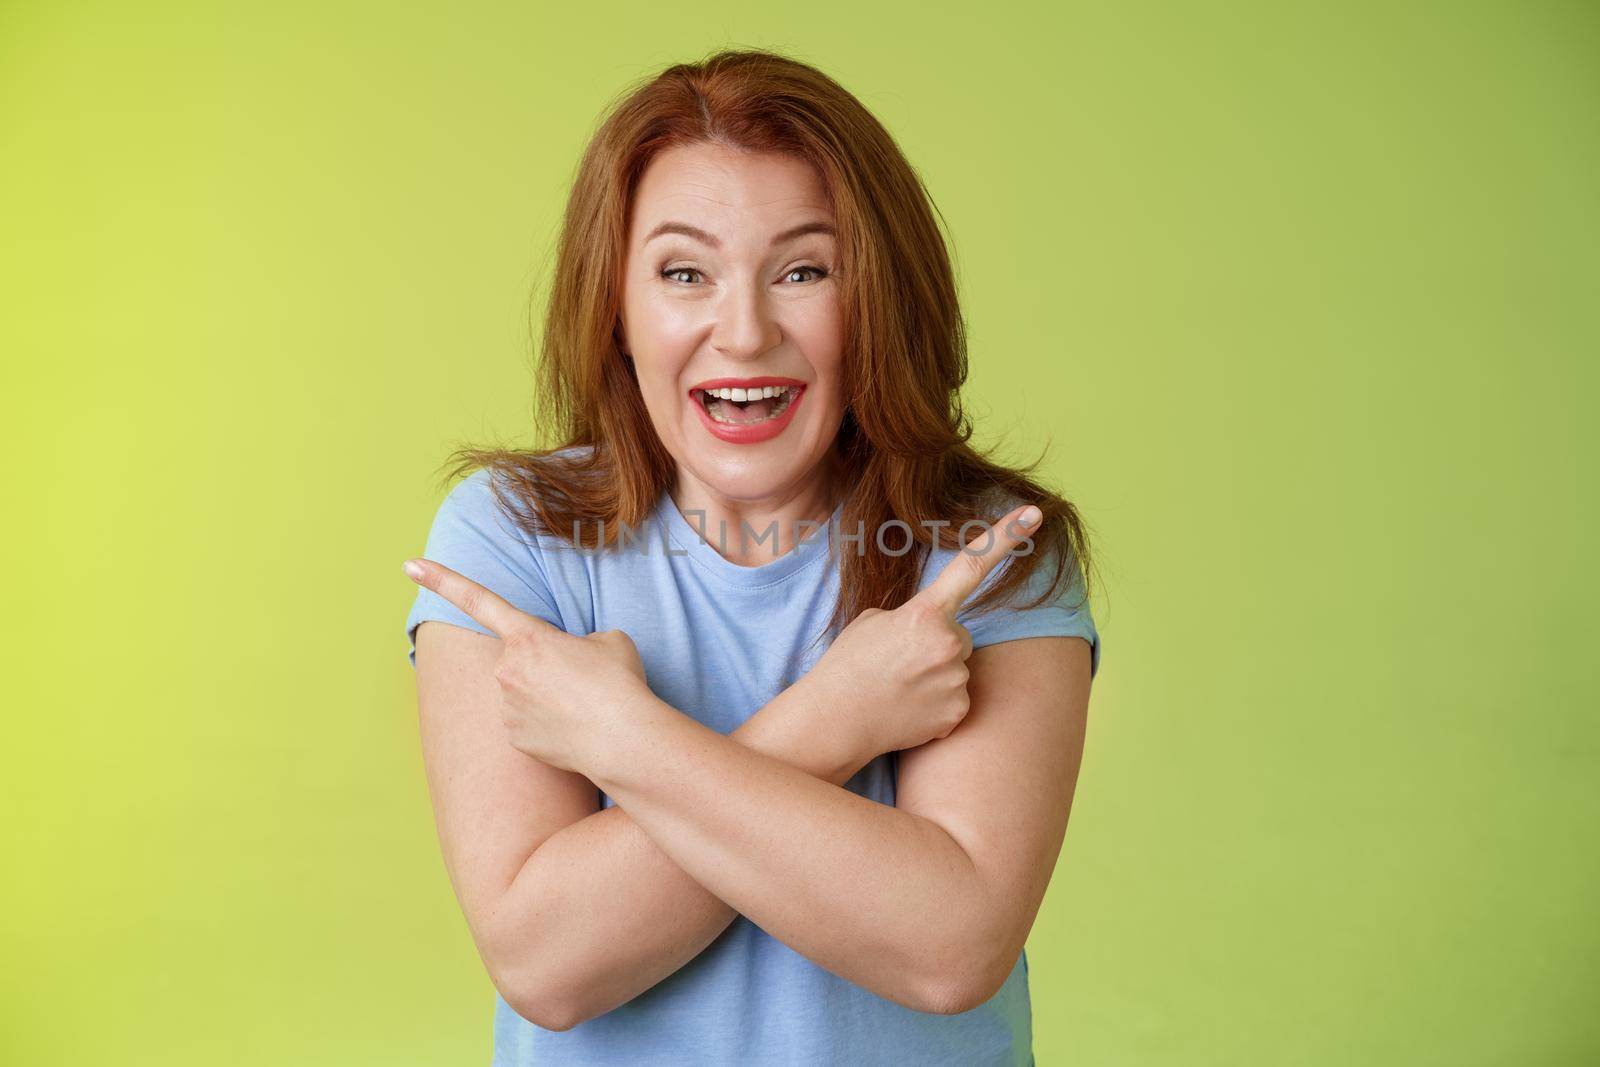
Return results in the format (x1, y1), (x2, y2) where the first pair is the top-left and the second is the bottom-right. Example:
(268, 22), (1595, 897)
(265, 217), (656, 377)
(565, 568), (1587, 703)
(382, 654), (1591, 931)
(627, 298), (701, 364)
(792, 304), (847, 384)
(626, 348), (694, 426)
(632, 362), (688, 421)
(624, 301), (690, 371)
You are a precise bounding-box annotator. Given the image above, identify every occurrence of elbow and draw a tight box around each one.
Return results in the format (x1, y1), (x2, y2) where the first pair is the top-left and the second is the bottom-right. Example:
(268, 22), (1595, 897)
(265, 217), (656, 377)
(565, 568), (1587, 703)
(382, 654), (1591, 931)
(483, 926), (591, 1033)
(916, 923), (1019, 1017)
(920, 968), (1010, 1018)
(496, 971), (586, 1033)
(477, 895), (598, 1032)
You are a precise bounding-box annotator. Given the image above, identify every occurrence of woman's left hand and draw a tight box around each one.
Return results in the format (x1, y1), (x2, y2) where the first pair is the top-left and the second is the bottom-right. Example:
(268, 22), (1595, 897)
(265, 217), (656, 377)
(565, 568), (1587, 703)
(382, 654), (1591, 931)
(403, 557), (654, 775)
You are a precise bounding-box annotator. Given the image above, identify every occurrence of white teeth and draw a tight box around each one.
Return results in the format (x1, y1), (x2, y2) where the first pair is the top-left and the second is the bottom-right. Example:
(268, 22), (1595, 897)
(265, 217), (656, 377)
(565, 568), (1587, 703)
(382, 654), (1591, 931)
(700, 384), (798, 424)
(704, 385), (792, 401)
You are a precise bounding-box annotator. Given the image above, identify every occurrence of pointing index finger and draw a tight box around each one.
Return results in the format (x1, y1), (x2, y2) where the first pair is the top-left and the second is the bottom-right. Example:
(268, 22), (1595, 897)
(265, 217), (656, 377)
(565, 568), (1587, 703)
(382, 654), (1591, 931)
(915, 504), (1043, 617)
(403, 558), (555, 640)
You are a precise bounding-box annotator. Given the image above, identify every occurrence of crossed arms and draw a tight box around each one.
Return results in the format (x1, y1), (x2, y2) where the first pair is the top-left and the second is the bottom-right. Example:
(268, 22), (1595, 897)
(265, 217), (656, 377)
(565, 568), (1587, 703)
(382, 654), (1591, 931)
(413, 619), (1092, 1031)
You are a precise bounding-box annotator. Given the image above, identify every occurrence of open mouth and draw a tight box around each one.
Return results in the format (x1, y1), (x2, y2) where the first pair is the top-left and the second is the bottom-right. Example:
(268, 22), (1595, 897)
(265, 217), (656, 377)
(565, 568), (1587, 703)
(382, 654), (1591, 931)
(693, 384), (801, 425)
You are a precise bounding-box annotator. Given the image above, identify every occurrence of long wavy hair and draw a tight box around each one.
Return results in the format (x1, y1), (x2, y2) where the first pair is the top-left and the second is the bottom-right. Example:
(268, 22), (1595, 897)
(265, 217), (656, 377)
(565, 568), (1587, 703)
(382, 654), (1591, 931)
(439, 46), (1094, 650)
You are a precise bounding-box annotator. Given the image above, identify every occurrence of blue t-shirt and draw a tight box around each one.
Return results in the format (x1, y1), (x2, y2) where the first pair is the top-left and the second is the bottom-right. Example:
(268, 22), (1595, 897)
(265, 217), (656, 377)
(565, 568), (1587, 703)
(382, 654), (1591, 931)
(404, 453), (1100, 1067)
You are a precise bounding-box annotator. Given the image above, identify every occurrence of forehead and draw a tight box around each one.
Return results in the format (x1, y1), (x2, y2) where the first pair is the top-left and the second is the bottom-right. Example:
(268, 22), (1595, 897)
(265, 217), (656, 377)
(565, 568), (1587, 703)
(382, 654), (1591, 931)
(630, 143), (833, 238)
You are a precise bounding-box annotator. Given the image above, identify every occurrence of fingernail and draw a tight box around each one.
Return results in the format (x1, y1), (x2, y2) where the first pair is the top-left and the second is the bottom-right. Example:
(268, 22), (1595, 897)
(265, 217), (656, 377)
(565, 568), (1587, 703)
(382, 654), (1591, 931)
(402, 559), (426, 582)
(1018, 506), (1042, 528)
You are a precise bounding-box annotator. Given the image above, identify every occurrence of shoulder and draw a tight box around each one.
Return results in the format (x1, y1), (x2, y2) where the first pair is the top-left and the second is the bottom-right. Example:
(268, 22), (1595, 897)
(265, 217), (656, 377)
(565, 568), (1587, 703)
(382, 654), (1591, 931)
(430, 444), (595, 549)
(424, 467), (541, 559)
(433, 467), (499, 524)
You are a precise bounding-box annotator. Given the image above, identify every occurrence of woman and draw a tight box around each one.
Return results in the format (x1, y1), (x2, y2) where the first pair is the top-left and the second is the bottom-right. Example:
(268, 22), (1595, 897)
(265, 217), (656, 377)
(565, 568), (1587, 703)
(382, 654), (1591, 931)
(402, 48), (1100, 1066)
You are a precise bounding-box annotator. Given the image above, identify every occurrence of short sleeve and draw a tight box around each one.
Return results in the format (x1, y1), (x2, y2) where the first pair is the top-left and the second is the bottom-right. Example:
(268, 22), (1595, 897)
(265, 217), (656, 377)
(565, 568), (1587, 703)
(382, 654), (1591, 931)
(403, 469), (566, 668)
(955, 537), (1101, 679)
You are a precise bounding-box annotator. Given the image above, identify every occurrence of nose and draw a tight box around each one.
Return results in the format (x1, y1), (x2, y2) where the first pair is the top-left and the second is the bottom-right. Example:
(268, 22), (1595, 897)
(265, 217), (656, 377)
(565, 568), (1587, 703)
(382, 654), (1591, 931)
(710, 279), (783, 361)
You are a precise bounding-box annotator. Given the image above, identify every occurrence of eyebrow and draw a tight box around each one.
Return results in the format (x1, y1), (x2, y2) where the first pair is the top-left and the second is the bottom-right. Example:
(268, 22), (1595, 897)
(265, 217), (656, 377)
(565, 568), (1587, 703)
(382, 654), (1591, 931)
(643, 220), (836, 249)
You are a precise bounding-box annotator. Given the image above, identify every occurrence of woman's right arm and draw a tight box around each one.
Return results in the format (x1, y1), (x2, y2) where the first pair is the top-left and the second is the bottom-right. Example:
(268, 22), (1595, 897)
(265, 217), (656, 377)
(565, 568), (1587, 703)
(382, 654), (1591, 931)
(413, 619), (875, 1032)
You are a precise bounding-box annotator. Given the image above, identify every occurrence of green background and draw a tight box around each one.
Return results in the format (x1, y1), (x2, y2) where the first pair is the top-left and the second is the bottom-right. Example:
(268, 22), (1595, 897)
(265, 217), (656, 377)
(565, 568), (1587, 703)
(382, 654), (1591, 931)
(3, 2), (1595, 1063)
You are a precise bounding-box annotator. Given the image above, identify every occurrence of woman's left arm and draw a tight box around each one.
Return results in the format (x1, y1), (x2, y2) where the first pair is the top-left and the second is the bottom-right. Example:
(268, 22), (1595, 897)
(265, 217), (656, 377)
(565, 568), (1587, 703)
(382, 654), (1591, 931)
(588, 633), (1093, 1016)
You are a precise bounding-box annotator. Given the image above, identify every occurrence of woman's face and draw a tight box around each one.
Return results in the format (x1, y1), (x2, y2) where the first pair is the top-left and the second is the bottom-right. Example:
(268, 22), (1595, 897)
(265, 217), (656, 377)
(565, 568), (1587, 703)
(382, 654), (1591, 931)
(619, 142), (846, 510)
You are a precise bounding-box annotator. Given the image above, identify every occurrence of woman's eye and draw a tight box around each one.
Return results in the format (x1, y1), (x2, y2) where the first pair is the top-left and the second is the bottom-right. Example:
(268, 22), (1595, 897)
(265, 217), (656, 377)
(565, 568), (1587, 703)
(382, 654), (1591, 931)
(659, 265), (830, 286)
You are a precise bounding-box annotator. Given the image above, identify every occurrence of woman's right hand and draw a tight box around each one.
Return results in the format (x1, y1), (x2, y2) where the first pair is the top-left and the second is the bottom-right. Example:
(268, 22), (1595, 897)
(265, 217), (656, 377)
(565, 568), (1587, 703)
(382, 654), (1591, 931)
(802, 503), (1044, 760)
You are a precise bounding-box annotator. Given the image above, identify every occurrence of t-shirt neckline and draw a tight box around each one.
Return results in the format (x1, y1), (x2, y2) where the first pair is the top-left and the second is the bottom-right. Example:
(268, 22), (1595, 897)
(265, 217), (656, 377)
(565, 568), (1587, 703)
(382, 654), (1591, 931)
(654, 488), (844, 589)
